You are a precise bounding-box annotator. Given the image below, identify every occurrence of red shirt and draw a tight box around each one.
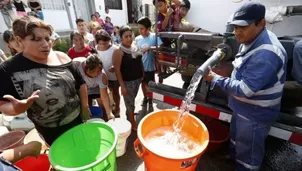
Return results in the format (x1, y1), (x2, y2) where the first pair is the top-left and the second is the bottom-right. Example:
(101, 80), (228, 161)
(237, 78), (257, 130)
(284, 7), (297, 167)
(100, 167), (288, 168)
(67, 46), (91, 59)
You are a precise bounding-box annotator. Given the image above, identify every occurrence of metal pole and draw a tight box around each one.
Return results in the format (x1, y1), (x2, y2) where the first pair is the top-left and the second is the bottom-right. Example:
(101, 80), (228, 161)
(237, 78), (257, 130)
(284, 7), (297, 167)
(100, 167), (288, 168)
(155, 0), (158, 53)
(64, 0), (74, 29)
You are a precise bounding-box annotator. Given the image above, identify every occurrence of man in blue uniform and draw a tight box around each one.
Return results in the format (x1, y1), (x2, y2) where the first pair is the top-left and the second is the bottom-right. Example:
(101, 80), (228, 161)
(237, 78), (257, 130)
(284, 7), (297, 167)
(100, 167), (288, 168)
(205, 2), (287, 170)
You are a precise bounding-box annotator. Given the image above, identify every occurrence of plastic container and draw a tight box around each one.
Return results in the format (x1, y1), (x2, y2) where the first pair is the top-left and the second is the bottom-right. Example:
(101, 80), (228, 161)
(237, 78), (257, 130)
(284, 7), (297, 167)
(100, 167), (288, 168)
(2, 115), (15, 127)
(107, 118), (132, 157)
(89, 106), (104, 118)
(24, 129), (48, 153)
(0, 114), (3, 126)
(134, 109), (209, 171)
(14, 154), (51, 171)
(0, 130), (26, 152)
(10, 117), (35, 131)
(49, 122), (118, 171)
(199, 117), (230, 153)
(0, 126), (9, 136)
(87, 118), (105, 123)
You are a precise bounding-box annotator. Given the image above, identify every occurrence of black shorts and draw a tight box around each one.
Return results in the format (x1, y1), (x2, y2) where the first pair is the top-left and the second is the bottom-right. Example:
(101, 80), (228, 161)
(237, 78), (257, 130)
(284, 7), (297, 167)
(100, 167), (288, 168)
(108, 80), (120, 89)
(142, 71), (155, 84)
(88, 94), (100, 99)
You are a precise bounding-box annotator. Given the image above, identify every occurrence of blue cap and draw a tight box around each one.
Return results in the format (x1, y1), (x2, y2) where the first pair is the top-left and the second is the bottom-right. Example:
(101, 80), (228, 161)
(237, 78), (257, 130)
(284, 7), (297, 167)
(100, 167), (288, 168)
(230, 1), (266, 26)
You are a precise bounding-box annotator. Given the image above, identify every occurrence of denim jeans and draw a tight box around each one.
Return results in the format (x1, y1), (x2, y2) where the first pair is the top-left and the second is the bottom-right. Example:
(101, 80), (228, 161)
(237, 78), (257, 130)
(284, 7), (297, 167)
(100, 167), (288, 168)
(230, 113), (272, 171)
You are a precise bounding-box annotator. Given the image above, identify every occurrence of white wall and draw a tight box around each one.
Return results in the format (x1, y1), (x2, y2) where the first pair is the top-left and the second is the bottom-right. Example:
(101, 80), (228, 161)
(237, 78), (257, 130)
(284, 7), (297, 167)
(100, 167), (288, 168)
(0, 0), (74, 33)
(186, 0), (302, 37)
(94, 0), (128, 26)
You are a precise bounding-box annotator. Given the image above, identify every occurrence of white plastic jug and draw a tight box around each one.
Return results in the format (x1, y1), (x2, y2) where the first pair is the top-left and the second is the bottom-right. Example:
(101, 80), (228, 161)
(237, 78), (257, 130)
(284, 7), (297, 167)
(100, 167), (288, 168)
(107, 118), (131, 157)
(10, 117), (35, 131)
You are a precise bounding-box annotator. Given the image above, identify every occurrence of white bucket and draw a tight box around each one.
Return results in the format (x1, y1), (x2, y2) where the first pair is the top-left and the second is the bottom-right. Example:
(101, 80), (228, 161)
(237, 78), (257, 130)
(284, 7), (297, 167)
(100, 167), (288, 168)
(87, 118), (105, 123)
(107, 118), (132, 157)
(0, 126), (9, 136)
(10, 117), (35, 131)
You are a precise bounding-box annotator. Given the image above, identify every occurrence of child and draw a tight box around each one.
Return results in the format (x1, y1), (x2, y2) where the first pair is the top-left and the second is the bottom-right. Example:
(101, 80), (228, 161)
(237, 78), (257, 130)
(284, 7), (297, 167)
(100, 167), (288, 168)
(112, 26), (121, 45)
(95, 30), (120, 117)
(153, 0), (182, 32)
(73, 54), (115, 121)
(135, 17), (163, 109)
(68, 30), (96, 59)
(172, 0), (194, 32)
(104, 16), (114, 36)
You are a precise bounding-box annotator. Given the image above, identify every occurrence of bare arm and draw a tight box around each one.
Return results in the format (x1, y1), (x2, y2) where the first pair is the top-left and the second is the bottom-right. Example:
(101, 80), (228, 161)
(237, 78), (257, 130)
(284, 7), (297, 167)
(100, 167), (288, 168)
(0, 141), (42, 163)
(112, 49), (125, 88)
(161, 13), (171, 30)
(35, 0), (42, 9)
(100, 74), (111, 117)
(27, 1), (32, 9)
(79, 84), (89, 108)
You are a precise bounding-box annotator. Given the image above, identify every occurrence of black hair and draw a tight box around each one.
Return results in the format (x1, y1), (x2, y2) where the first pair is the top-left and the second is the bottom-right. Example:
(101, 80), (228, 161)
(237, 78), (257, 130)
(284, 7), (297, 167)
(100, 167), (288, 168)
(153, 0), (166, 5)
(3, 30), (14, 44)
(137, 16), (152, 29)
(75, 18), (85, 24)
(119, 25), (132, 37)
(3, 30), (18, 55)
(84, 53), (102, 72)
(180, 0), (191, 10)
(91, 14), (96, 19)
(114, 26), (120, 36)
(95, 29), (111, 43)
(70, 30), (84, 41)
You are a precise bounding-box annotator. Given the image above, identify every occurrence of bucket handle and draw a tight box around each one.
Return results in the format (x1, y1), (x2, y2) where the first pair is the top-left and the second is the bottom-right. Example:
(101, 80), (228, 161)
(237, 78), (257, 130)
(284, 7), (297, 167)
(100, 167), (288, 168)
(134, 138), (145, 158)
(100, 158), (111, 171)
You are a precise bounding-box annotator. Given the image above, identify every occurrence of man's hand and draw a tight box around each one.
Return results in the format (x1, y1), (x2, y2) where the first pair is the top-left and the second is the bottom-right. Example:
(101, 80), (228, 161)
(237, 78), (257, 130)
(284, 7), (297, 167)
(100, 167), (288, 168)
(81, 106), (91, 122)
(3, 90), (40, 114)
(121, 86), (128, 96)
(204, 67), (218, 82)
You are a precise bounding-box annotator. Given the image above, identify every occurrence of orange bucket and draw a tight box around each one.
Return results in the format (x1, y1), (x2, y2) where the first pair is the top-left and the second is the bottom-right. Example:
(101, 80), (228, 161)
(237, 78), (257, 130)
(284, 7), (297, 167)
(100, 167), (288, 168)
(134, 109), (209, 171)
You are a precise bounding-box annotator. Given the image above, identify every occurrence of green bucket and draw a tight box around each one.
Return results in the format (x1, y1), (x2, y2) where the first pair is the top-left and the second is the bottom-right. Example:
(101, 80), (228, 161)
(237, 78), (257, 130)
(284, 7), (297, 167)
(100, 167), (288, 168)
(49, 123), (118, 171)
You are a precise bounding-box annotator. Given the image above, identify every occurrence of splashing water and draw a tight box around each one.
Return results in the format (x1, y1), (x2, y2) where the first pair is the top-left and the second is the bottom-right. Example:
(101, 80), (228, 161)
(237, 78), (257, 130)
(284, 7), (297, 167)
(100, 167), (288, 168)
(173, 69), (204, 131)
(145, 126), (202, 158)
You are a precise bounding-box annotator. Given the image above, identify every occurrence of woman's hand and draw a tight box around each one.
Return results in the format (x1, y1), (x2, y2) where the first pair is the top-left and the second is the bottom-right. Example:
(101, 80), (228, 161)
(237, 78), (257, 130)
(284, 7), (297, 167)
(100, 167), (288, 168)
(121, 86), (128, 96)
(3, 90), (40, 114)
(81, 106), (91, 122)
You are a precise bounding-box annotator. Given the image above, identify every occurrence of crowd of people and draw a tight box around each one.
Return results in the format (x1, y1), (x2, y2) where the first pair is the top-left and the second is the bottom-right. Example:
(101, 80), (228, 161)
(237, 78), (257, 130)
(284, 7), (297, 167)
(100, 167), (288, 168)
(0, 0), (44, 29)
(0, 1), (170, 168)
(0, 0), (302, 171)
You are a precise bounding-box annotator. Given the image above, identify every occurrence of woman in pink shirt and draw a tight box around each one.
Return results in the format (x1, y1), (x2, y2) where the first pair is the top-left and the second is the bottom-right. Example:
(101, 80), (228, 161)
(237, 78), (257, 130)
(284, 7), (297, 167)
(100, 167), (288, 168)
(94, 12), (104, 26)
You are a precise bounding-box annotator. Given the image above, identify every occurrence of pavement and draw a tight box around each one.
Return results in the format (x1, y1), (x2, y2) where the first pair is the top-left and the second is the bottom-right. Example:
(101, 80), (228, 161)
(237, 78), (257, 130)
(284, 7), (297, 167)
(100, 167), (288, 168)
(115, 73), (302, 171)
